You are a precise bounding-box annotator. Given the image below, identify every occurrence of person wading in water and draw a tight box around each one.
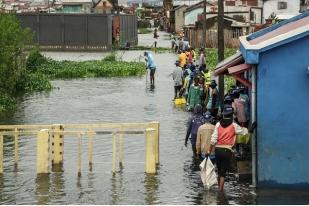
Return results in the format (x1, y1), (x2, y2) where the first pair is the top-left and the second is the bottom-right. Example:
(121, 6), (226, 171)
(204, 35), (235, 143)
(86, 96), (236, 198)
(207, 105), (256, 192)
(144, 51), (157, 86)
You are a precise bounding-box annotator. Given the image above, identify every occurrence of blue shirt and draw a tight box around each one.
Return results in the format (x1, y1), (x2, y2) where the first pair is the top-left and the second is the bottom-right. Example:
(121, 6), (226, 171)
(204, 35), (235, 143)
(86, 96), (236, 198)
(145, 53), (156, 70)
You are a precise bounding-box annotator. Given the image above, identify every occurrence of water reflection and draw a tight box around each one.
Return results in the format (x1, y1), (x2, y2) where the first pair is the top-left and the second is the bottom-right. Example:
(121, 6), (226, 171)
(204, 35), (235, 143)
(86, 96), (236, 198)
(0, 175), (3, 203)
(76, 174), (84, 200)
(50, 171), (66, 202)
(216, 191), (229, 205)
(146, 84), (156, 93)
(110, 173), (123, 205)
(35, 174), (51, 205)
(144, 174), (159, 204)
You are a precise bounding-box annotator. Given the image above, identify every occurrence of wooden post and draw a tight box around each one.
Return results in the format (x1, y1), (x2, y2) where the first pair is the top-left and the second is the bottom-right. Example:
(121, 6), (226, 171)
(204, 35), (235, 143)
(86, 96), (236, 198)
(149, 122), (160, 165)
(37, 129), (50, 174)
(14, 128), (19, 168)
(0, 134), (3, 174)
(145, 128), (156, 174)
(112, 133), (117, 174)
(88, 130), (94, 171)
(51, 124), (64, 165)
(78, 133), (82, 177)
(218, 0), (225, 102)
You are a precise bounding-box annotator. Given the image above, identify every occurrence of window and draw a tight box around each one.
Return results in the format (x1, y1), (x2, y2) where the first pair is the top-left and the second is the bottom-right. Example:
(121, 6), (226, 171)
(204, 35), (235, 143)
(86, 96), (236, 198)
(232, 27), (242, 38)
(278, 1), (287, 10)
(250, 11), (255, 21)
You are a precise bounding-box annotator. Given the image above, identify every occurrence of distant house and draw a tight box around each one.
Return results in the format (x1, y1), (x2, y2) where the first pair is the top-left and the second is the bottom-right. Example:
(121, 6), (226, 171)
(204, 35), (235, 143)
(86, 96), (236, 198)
(170, 5), (188, 33)
(214, 12), (309, 188)
(263, 0), (301, 23)
(184, 1), (215, 26)
(184, 0), (263, 26)
(94, 0), (113, 14)
(184, 15), (251, 48)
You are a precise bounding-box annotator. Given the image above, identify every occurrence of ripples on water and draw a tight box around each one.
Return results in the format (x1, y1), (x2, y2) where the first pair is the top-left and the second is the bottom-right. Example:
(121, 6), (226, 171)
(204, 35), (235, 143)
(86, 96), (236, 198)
(0, 51), (308, 204)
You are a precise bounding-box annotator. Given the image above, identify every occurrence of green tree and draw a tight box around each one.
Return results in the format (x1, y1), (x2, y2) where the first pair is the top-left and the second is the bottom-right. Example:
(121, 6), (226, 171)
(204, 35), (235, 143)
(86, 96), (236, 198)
(0, 14), (32, 94)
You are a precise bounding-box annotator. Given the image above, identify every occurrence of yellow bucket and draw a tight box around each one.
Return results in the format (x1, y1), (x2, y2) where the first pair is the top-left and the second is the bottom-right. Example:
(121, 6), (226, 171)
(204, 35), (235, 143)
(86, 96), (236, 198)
(181, 97), (186, 104)
(175, 98), (186, 105)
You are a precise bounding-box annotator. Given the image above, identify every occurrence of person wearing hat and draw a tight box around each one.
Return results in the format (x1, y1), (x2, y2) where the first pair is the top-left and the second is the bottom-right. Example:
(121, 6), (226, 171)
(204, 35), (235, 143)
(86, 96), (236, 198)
(144, 51), (157, 86)
(223, 95), (233, 106)
(185, 104), (206, 156)
(206, 80), (220, 117)
(207, 105), (249, 192)
(172, 60), (183, 100)
(196, 111), (216, 162)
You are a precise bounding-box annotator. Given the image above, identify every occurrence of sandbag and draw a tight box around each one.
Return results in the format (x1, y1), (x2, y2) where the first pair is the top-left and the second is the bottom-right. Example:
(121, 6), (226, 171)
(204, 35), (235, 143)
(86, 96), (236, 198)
(199, 157), (217, 189)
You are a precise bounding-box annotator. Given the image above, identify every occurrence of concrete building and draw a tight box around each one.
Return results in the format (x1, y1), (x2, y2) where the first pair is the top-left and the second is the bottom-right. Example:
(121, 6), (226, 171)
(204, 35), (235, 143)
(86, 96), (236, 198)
(184, 0), (263, 26)
(263, 0), (301, 22)
(184, 1), (215, 26)
(170, 5), (188, 33)
(60, 0), (92, 13)
(215, 12), (309, 188)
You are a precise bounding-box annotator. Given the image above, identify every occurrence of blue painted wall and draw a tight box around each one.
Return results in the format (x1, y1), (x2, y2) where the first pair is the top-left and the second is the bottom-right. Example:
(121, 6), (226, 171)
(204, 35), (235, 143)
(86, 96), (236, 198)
(256, 35), (309, 187)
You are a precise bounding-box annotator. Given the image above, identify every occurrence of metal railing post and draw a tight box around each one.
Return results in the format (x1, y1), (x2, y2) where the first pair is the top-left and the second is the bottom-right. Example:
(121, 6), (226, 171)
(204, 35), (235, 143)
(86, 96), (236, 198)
(51, 124), (64, 165)
(0, 134), (3, 174)
(119, 128), (124, 167)
(37, 129), (50, 174)
(112, 132), (117, 174)
(145, 128), (156, 174)
(78, 133), (82, 177)
(149, 122), (160, 164)
(88, 129), (94, 171)
(14, 128), (19, 169)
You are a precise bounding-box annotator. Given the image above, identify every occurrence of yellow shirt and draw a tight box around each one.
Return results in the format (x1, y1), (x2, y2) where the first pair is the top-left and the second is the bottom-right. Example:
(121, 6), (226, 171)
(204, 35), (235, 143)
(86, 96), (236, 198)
(179, 53), (187, 68)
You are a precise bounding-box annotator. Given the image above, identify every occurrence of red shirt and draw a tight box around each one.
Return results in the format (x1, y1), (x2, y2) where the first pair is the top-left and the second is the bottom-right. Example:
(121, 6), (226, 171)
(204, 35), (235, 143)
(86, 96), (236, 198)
(217, 124), (235, 146)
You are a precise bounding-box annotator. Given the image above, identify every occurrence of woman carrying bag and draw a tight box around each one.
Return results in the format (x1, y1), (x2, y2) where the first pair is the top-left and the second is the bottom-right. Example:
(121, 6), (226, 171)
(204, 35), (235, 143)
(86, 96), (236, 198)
(207, 105), (256, 192)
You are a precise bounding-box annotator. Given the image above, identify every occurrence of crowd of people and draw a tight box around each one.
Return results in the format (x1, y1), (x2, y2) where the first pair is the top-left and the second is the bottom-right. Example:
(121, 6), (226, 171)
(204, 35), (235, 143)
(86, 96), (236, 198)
(144, 33), (256, 192)
(169, 41), (256, 192)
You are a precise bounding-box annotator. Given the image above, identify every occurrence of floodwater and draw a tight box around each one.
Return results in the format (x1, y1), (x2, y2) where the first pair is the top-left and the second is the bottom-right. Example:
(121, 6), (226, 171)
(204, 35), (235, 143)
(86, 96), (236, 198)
(0, 33), (309, 204)
(0, 51), (256, 205)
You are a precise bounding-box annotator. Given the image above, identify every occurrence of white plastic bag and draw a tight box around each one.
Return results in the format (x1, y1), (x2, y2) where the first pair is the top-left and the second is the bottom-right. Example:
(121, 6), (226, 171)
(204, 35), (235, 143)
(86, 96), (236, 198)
(199, 157), (217, 189)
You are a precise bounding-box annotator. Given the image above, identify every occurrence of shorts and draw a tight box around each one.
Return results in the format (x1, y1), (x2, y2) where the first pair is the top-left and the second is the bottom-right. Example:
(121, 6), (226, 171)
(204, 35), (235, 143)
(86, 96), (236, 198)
(150, 69), (156, 76)
(215, 147), (232, 178)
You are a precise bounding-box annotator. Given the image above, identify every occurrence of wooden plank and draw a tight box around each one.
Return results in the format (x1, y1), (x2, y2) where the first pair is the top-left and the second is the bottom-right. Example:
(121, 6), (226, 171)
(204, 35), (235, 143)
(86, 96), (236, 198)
(37, 129), (50, 174)
(51, 124), (64, 165)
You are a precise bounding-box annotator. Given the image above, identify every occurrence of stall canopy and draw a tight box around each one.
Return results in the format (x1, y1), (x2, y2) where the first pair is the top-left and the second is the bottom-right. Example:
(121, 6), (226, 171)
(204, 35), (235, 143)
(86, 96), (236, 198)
(214, 51), (252, 88)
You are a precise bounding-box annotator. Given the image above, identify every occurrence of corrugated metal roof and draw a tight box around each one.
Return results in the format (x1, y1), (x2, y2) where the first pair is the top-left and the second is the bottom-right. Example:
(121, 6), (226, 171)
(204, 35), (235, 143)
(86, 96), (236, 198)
(216, 51), (242, 69)
(214, 51), (244, 76)
(240, 12), (309, 64)
(249, 16), (309, 45)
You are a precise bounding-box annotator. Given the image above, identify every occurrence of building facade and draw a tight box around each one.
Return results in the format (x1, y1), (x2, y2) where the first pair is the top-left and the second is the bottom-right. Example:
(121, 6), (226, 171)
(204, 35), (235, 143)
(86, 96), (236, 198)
(263, 0), (300, 22)
(215, 12), (309, 188)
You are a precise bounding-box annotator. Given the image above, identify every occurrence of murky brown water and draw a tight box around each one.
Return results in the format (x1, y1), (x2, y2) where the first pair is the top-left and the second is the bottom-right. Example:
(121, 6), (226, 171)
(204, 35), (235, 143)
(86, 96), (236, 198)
(0, 51), (308, 204)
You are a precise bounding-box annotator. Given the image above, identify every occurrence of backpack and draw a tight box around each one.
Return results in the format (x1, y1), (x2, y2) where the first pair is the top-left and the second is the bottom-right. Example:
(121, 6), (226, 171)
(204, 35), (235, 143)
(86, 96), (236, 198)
(191, 115), (206, 135)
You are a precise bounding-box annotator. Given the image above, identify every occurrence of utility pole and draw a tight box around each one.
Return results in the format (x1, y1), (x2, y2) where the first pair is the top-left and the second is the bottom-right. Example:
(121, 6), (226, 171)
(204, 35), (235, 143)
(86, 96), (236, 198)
(202, 0), (206, 47)
(217, 0), (224, 104)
